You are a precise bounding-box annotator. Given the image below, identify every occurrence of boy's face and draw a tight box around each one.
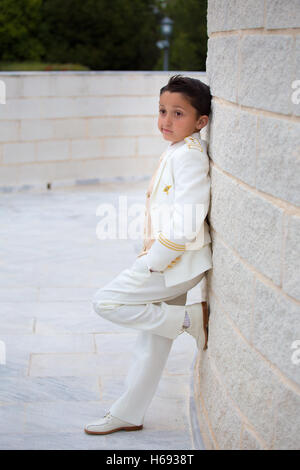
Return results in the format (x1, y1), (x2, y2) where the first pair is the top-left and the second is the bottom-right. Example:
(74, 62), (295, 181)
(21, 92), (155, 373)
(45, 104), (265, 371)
(158, 91), (208, 144)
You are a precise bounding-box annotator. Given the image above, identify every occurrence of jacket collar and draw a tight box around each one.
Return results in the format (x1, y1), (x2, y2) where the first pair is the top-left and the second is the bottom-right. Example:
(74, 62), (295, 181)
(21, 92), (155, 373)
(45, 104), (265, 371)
(167, 131), (201, 150)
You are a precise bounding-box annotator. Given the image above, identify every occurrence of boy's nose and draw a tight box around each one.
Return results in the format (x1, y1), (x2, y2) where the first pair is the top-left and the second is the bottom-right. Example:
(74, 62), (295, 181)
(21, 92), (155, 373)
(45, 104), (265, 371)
(164, 114), (172, 126)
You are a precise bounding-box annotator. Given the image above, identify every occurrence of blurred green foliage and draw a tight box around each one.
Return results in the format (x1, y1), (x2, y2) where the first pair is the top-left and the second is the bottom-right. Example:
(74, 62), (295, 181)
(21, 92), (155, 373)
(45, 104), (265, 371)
(0, 0), (208, 71)
(0, 62), (90, 71)
(0, 0), (45, 61)
(164, 0), (208, 71)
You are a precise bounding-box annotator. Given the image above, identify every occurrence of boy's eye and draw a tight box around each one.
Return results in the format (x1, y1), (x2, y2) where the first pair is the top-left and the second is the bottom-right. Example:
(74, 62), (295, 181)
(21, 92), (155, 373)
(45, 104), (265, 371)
(159, 109), (166, 114)
(175, 111), (182, 116)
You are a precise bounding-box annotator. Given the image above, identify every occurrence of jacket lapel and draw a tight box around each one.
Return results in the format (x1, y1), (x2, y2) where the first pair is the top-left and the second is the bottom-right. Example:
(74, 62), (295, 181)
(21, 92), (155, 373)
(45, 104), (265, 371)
(150, 140), (185, 201)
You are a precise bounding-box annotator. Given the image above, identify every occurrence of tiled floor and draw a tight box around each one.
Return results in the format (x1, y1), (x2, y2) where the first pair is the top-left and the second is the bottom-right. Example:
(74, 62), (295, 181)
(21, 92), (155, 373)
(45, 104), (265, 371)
(0, 181), (199, 450)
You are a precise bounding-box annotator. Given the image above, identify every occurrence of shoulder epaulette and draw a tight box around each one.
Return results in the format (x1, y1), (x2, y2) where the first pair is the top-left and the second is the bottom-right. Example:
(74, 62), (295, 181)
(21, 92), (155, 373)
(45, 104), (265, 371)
(184, 136), (203, 152)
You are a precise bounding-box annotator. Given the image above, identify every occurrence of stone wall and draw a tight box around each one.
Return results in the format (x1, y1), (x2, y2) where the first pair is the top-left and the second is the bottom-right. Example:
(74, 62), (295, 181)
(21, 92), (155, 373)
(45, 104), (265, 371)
(194, 0), (300, 450)
(0, 71), (206, 192)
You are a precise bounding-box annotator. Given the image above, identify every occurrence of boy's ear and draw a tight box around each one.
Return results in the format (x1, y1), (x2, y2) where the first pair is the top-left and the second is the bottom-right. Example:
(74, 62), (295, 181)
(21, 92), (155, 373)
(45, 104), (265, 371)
(196, 115), (209, 130)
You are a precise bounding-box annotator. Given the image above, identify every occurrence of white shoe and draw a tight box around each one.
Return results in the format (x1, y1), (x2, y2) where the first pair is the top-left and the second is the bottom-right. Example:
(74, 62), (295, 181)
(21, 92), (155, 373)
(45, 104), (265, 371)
(84, 411), (143, 435)
(183, 303), (208, 351)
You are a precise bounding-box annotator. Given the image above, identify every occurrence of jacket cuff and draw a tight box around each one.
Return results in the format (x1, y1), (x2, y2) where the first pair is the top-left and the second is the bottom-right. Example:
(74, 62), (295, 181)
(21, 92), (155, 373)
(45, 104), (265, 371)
(144, 232), (185, 272)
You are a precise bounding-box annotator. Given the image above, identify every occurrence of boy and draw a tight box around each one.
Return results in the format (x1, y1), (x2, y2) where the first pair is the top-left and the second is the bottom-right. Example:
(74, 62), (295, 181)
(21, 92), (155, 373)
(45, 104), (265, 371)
(84, 75), (212, 435)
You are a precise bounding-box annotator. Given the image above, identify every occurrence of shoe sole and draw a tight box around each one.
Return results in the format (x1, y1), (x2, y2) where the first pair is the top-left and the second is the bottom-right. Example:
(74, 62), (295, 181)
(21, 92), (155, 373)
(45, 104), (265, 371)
(84, 425), (143, 435)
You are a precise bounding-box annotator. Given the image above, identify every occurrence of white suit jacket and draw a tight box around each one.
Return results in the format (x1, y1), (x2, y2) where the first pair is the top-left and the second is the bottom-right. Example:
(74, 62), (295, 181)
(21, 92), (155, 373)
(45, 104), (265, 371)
(143, 131), (212, 287)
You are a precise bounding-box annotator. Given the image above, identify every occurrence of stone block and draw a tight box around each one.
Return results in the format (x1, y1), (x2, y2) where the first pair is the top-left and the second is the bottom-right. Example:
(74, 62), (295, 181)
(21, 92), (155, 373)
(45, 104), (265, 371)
(54, 96), (151, 119)
(198, 351), (242, 449)
(207, 294), (278, 447)
(272, 384), (300, 450)
(36, 76), (83, 104)
(209, 101), (257, 186)
(53, 74), (90, 97)
(0, 120), (19, 142)
(86, 72), (204, 98)
(0, 75), (24, 99)
(0, 98), (42, 120)
(210, 166), (283, 285)
(88, 117), (120, 137)
(252, 279), (300, 384)
(88, 116), (157, 137)
(36, 140), (69, 162)
(193, 374), (216, 450)
(256, 116), (300, 206)
(102, 96), (157, 116)
(88, 73), (157, 96)
(20, 119), (53, 141)
(240, 426), (265, 450)
(0, 165), (18, 186)
(101, 137), (136, 157)
(22, 75), (53, 98)
(207, 0), (264, 34)
(71, 139), (100, 159)
(39, 97), (78, 119)
(206, 36), (239, 103)
(265, 0), (300, 29)
(3, 142), (35, 164)
(137, 136), (166, 157)
(50, 159), (84, 181)
(283, 215), (300, 300)
(53, 118), (87, 139)
(239, 35), (293, 114)
(210, 235), (255, 342)
(17, 161), (56, 185)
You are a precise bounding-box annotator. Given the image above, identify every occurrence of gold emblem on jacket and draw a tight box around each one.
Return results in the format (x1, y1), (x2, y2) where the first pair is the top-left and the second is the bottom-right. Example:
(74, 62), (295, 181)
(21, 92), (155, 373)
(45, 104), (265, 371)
(163, 184), (172, 194)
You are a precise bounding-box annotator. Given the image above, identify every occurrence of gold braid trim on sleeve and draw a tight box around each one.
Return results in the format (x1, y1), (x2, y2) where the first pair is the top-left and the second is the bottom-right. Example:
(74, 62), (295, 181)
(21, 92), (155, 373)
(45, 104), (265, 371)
(158, 232), (185, 252)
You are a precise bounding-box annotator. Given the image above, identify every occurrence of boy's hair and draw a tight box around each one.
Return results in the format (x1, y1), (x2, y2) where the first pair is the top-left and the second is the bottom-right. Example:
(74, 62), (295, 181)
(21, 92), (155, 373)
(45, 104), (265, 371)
(160, 74), (212, 117)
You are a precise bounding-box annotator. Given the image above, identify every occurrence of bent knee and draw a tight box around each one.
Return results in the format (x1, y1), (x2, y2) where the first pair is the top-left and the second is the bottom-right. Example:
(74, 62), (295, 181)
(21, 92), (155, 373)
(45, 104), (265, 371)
(92, 297), (122, 318)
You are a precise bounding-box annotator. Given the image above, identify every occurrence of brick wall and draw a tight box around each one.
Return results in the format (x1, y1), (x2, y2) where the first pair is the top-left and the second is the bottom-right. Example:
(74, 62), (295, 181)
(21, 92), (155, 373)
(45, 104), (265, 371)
(0, 71), (206, 192)
(194, 0), (300, 450)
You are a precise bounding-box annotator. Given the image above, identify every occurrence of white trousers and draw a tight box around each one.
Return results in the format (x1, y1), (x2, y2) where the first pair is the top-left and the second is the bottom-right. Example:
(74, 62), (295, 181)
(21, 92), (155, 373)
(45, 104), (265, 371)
(92, 255), (205, 426)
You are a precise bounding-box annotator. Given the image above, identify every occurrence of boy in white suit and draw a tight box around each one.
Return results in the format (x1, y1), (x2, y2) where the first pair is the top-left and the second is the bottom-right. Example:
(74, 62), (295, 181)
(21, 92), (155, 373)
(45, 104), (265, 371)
(85, 75), (212, 435)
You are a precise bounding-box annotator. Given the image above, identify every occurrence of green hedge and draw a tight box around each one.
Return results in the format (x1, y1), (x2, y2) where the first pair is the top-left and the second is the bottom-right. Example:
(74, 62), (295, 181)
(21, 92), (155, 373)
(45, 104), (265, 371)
(0, 0), (208, 71)
(0, 62), (90, 71)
